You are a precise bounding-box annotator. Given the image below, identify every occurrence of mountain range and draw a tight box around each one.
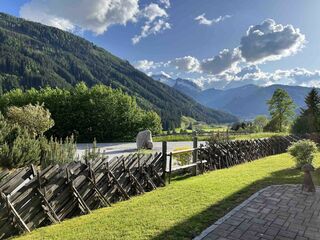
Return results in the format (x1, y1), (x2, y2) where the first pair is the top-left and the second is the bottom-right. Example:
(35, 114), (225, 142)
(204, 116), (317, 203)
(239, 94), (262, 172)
(0, 12), (238, 129)
(151, 73), (312, 119)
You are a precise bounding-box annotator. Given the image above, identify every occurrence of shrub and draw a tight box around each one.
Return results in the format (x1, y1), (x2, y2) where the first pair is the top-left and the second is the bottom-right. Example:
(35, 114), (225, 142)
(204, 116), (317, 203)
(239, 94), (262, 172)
(6, 103), (54, 137)
(39, 136), (76, 168)
(288, 140), (318, 168)
(0, 114), (76, 169)
(83, 139), (102, 163)
(0, 126), (41, 168)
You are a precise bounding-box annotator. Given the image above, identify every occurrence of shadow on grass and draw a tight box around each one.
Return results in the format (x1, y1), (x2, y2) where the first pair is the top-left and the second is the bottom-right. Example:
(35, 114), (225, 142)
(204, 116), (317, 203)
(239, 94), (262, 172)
(152, 167), (305, 240)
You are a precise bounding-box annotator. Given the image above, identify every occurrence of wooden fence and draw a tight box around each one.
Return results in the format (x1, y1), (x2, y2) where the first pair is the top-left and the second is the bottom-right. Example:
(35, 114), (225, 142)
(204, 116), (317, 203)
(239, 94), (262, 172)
(0, 135), (299, 239)
(0, 153), (163, 239)
(164, 135), (300, 182)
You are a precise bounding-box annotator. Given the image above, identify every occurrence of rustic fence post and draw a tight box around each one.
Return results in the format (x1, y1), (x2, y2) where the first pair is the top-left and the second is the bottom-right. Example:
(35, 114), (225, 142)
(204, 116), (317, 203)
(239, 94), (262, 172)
(162, 141), (168, 185)
(192, 132), (198, 176)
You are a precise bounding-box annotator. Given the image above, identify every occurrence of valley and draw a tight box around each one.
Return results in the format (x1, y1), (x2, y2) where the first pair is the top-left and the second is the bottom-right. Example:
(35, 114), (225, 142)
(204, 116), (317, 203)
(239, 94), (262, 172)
(152, 73), (313, 119)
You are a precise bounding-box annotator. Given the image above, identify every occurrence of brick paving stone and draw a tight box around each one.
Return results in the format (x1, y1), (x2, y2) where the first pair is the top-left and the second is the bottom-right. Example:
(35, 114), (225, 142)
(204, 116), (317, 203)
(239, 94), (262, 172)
(195, 185), (320, 240)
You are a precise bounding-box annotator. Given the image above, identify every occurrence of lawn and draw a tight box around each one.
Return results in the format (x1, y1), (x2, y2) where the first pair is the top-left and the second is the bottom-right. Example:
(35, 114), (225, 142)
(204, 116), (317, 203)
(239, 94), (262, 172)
(153, 132), (287, 142)
(16, 153), (319, 240)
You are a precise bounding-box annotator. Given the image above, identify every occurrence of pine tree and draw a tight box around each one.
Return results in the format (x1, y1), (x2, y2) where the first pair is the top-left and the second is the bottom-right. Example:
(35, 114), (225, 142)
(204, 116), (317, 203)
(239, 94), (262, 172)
(292, 88), (320, 133)
(304, 88), (320, 132)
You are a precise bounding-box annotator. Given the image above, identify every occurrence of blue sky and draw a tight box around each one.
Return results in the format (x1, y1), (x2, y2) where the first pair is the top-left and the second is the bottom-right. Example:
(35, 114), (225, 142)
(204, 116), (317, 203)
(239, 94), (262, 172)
(0, 0), (320, 89)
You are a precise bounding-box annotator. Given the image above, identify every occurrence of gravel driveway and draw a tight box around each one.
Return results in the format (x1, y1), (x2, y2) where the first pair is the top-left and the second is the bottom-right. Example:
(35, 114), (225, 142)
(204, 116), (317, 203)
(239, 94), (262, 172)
(76, 141), (206, 159)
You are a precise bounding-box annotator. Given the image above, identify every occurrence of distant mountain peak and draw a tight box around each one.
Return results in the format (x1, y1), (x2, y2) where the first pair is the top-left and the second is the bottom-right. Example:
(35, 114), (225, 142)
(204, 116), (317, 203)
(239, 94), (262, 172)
(151, 72), (176, 87)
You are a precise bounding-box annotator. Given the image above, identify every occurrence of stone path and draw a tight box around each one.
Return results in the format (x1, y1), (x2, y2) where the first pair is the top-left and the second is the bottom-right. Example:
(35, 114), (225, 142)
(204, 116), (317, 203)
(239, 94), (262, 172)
(195, 185), (320, 240)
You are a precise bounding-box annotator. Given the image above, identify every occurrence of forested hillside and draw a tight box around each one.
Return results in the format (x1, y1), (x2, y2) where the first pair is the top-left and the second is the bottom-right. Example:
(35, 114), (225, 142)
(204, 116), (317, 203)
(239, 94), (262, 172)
(0, 13), (237, 129)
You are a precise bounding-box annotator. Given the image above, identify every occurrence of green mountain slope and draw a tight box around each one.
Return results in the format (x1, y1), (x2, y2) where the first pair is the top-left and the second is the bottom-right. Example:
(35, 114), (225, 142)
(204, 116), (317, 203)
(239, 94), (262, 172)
(0, 13), (237, 128)
(193, 84), (312, 119)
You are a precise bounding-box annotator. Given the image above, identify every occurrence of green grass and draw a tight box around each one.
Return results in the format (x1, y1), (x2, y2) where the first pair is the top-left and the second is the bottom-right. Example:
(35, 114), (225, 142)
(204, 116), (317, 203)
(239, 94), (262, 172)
(16, 152), (318, 240)
(153, 132), (288, 142)
(228, 132), (287, 140)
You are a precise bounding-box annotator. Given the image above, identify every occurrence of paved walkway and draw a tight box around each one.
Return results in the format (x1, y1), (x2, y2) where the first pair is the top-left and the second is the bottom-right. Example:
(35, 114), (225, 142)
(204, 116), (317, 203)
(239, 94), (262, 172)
(195, 185), (320, 240)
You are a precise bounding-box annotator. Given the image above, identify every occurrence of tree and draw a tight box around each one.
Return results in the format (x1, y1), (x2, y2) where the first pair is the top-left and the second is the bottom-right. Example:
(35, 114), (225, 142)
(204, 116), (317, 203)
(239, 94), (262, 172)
(266, 89), (295, 132)
(0, 83), (162, 142)
(6, 103), (54, 137)
(292, 88), (320, 134)
(253, 115), (269, 132)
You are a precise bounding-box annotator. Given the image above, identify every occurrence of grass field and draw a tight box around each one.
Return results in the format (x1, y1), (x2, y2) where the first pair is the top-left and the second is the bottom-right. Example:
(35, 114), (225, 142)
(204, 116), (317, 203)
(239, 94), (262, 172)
(153, 132), (287, 142)
(16, 152), (318, 240)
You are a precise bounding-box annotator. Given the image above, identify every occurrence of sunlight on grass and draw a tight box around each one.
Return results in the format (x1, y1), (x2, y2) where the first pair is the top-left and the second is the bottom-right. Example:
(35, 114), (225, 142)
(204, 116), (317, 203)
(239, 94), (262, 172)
(16, 153), (319, 240)
(153, 132), (288, 142)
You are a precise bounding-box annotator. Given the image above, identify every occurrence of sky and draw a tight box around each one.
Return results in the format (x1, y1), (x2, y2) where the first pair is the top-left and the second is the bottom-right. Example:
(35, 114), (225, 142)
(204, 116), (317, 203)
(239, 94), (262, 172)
(0, 0), (320, 89)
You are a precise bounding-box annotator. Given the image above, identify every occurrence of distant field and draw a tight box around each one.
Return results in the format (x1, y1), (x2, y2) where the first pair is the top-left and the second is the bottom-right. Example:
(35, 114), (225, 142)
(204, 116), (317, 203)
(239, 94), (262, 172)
(153, 132), (288, 142)
(16, 153), (320, 240)
(161, 116), (229, 135)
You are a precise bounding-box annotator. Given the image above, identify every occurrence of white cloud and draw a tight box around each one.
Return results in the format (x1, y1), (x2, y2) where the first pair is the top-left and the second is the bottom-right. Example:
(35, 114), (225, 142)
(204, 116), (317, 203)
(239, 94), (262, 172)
(270, 68), (320, 86)
(132, 19), (171, 44)
(240, 19), (306, 63)
(133, 18), (311, 89)
(132, 3), (170, 44)
(159, 0), (170, 9)
(20, 0), (140, 35)
(220, 66), (320, 89)
(169, 56), (200, 72)
(194, 14), (231, 26)
(200, 48), (242, 75)
(133, 60), (156, 71)
(20, 0), (171, 44)
(156, 19), (306, 81)
(140, 3), (168, 22)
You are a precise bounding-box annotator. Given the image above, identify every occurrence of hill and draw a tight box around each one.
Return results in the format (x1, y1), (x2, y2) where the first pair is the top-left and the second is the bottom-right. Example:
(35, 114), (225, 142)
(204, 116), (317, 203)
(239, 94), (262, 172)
(195, 85), (311, 119)
(195, 84), (312, 119)
(150, 73), (312, 120)
(0, 13), (237, 129)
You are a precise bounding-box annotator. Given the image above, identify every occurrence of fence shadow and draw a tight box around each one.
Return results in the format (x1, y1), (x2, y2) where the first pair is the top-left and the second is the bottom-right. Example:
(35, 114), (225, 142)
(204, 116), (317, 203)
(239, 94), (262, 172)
(152, 167), (304, 240)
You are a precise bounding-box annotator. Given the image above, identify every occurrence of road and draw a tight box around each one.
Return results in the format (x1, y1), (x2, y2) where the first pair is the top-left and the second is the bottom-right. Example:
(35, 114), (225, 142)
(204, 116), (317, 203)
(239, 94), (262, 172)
(76, 141), (206, 159)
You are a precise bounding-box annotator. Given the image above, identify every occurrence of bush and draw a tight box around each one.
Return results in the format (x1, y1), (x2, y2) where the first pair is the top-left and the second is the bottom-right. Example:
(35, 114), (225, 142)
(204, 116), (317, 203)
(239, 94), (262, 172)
(6, 103), (54, 137)
(39, 136), (76, 168)
(0, 114), (76, 169)
(0, 126), (41, 168)
(288, 140), (318, 168)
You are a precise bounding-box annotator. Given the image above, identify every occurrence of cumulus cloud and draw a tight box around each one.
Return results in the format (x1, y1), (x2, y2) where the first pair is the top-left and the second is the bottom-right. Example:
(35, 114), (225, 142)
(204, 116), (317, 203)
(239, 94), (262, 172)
(222, 66), (320, 88)
(132, 3), (170, 44)
(157, 19), (306, 80)
(200, 48), (242, 75)
(133, 60), (156, 71)
(133, 18), (310, 89)
(20, 0), (171, 44)
(240, 19), (306, 63)
(159, 0), (170, 8)
(169, 56), (200, 72)
(140, 3), (168, 21)
(20, 0), (140, 35)
(271, 68), (320, 86)
(195, 14), (231, 26)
